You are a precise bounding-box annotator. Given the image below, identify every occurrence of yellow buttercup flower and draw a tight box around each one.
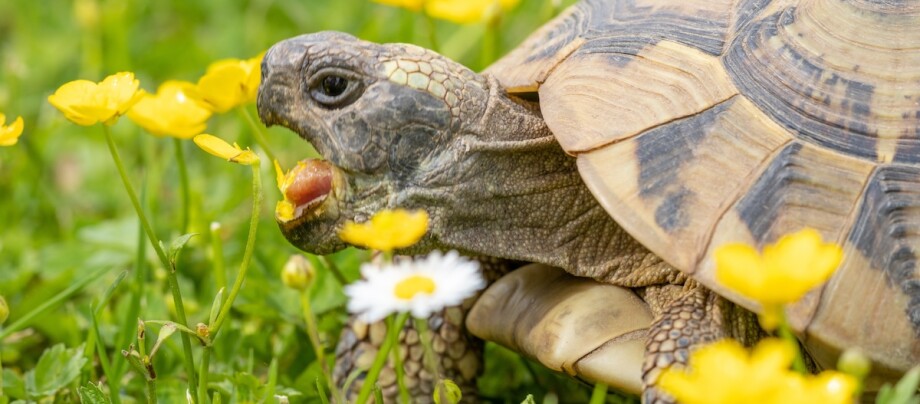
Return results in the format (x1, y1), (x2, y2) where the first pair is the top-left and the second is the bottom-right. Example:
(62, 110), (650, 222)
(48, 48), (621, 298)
(659, 338), (857, 404)
(659, 339), (795, 404)
(715, 228), (843, 328)
(373, 0), (422, 12)
(48, 72), (142, 126)
(274, 160), (297, 222)
(372, 0), (519, 24)
(127, 81), (212, 139)
(192, 134), (259, 165)
(0, 114), (24, 146)
(426, 0), (520, 24)
(196, 54), (263, 113)
(339, 209), (429, 252)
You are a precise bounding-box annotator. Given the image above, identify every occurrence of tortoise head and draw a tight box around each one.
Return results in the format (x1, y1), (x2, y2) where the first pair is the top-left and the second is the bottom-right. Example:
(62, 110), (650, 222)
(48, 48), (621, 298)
(257, 32), (494, 254)
(257, 32), (624, 269)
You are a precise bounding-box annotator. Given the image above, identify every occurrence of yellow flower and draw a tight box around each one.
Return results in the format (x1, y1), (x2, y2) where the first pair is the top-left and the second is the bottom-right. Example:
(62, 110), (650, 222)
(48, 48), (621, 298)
(48, 72), (142, 126)
(659, 339), (796, 404)
(192, 134), (259, 165)
(372, 0), (519, 24)
(274, 160), (297, 222)
(659, 338), (857, 404)
(339, 209), (429, 252)
(425, 0), (520, 23)
(778, 371), (859, 404)
(0, 114), (24, 146)
(715, 228), (843, 328)
(373, 0), (422, 12)
(127, 81), (212, 139)
(196, 54), (263, 113)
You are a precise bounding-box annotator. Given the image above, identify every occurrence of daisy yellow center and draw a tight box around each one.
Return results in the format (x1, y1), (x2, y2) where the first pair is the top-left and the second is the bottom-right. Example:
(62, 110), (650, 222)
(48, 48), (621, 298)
(394, 275), (436, 300)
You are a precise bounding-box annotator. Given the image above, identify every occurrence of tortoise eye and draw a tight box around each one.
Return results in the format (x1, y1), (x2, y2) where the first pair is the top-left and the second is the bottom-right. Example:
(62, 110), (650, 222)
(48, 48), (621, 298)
(309, 69), (363, 108)
(321, 76), (348, 97)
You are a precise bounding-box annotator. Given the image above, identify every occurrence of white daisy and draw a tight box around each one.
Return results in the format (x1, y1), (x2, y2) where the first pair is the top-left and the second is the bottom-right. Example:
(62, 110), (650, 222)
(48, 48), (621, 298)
(344, 250), (486, 323)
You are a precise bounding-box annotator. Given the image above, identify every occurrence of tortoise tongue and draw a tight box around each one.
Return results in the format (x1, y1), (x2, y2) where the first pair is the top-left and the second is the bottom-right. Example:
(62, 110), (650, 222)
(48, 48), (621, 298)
(284, 159), (333, 214)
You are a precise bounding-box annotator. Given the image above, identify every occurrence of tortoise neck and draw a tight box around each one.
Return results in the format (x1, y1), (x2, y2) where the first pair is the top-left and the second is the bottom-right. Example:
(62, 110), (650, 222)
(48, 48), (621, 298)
(406, 77), (656, 281)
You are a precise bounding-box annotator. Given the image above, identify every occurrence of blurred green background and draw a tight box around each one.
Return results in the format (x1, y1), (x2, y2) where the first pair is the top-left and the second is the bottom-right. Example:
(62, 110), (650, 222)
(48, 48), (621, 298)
(0, 0), (637, 402)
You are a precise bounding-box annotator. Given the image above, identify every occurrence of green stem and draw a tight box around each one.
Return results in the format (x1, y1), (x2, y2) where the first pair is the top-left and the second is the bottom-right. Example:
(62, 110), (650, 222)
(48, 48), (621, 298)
(174, 138), (190, 233)
(778, 318), (807, 374)
(146, 379), (157, 404)
(91, 311), (121, 404)
(101, 126), (198, 400)
(198, 347), (211, 404)
(209, 222), (227, 295)
(115, 189), (149, 379)
(239, 107), (277, 164)
(588, 383), (607, 404)
(300, 292), (339, 403)
(209, 162), (262, 337)
(355, 312), (410, 404)
(414, 317), (441, 380)
(392, 338), (410, 404)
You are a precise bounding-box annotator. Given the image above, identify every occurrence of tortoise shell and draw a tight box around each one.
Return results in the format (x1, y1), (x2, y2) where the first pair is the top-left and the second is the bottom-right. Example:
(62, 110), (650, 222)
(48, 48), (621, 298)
(486, 0), (920, 379)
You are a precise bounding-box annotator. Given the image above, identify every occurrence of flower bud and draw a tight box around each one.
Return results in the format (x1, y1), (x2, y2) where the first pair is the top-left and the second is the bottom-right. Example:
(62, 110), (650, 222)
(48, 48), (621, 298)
(281, 254), (315, 291)
(838, 348), (871, 380)
(0, 295), (8, 325)
(196, 322), (210, 340)
(434, 379), (462, 404)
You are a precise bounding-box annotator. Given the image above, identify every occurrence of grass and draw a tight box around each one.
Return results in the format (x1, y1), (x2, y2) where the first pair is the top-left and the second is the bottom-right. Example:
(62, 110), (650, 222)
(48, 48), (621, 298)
(0, 0), (640, 402)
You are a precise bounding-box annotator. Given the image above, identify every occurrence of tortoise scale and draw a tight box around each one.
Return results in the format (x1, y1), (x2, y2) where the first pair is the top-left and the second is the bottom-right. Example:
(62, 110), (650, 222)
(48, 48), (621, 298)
(257, 0), (920, 400)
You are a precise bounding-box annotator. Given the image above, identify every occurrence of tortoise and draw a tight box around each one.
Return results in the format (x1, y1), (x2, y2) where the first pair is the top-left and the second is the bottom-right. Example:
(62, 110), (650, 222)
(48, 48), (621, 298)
(257, 0), (920, 400)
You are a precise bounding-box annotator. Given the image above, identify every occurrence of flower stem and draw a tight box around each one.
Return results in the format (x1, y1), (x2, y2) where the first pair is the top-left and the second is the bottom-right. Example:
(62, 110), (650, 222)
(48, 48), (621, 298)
(197, 347), (211, 404)
(355, 312), (410, 404)
(101, 125), (198, 400)
(173, 138), (191, 233)
(299, 291), (339, 403)
(588, 383), (607, 404)
(146, 378), (157, 404)
(778, 318), (807, 374)
(239, 107), (277, 164)
(414, 317), (441, 381)
(209, 162), (262, 337)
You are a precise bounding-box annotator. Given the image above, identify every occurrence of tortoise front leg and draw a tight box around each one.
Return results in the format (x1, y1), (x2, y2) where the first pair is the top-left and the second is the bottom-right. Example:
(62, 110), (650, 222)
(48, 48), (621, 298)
(640, 284), (763, 404)
(332, 256), (514, 403)
(333, 304), (483, 403)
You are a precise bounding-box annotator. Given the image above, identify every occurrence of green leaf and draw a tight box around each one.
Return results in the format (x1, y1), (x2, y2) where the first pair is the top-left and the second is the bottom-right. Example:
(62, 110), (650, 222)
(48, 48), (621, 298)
(877, 366), (920, 404)
(2, 368), (26, 399)
(168, 233), (198, 267)
(77, 382), (112, 404)
(520, 394), (536, 404)
(24, 343), (87, 399)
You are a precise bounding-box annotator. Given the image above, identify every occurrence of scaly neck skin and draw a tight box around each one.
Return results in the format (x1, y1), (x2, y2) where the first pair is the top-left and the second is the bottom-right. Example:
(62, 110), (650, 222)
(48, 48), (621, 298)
(402, 76), (659, 282)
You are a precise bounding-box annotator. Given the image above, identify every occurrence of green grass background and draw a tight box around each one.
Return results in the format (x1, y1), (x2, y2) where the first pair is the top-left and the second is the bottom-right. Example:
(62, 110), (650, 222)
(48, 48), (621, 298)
(0, 0), (638, 402)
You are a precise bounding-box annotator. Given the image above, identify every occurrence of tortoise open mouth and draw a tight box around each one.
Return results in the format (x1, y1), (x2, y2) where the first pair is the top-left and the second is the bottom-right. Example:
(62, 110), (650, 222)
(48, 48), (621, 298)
(276, 159), (342, 225)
